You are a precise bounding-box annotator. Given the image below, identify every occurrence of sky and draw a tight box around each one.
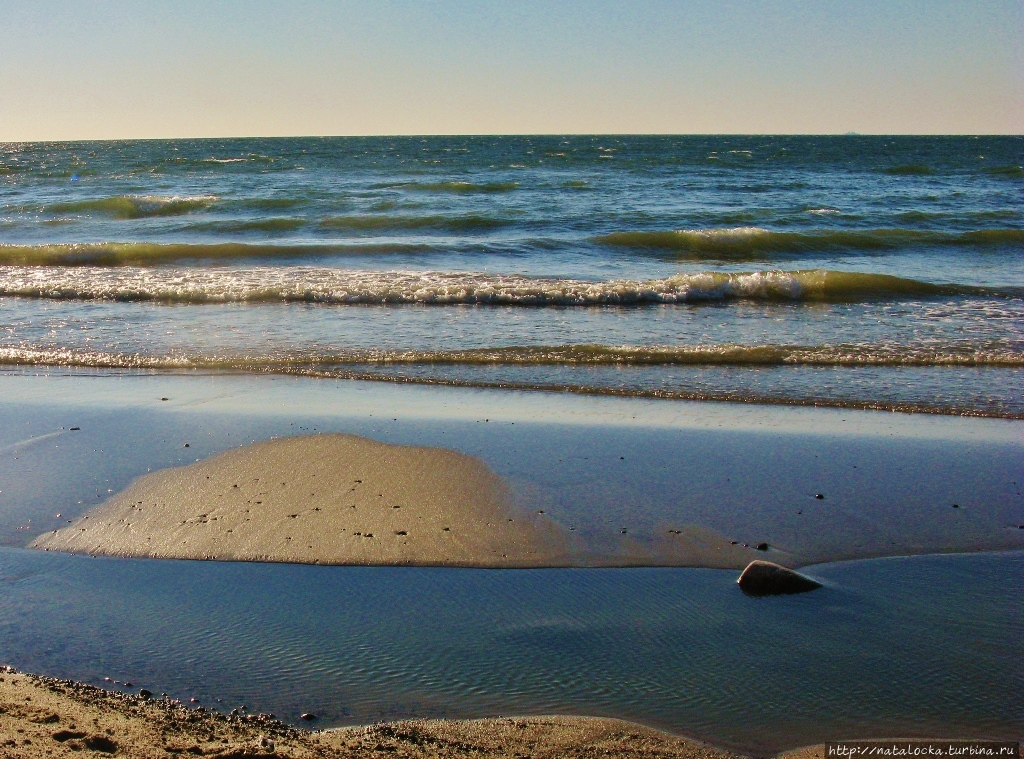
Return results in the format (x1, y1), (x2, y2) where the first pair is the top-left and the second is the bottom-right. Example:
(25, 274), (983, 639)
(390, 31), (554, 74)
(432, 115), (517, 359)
(1, 0), (1021, 140)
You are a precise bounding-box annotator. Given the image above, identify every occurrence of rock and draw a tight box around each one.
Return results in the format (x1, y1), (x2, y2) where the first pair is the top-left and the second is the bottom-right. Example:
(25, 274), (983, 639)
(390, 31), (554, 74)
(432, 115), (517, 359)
(139, 689), (152, 699)
(755, 542), (768, 551)
(815, 493), (824, 500)
(300, 712), (317, 721)
(737, 560), (822, 596)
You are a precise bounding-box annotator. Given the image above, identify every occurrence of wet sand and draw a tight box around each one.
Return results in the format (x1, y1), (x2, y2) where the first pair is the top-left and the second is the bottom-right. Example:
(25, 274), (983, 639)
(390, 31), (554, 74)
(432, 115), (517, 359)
(31, 434), (573, 568)
(0, 666), (743, 758)
(30, 432), (757, 568)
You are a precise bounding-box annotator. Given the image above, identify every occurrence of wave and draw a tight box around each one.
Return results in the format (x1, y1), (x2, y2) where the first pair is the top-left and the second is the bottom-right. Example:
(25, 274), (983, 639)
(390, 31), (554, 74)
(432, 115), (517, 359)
(236, 197), (307, 211)
(984, 165), (1024, 179)
(46, 195), (216, 219)
(1, 346), (1021, 419)
(403, 181), (520, 194)
(883, 164), (935, 176)
(195, 218), (308, 233)
(319, 214), (510, 232)
(593, 227), (1024, 258)
(2, 343), (1020, 370)
(0, 243), (427, 266)
(0, 266), (1013, 305)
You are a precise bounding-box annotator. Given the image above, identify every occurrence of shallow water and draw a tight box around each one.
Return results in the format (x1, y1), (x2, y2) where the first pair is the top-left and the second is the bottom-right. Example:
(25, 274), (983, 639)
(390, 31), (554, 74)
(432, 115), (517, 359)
(1, 135), (1022, 415)
(1, 547), (1020, 755)
(3, 372), (1022, 565)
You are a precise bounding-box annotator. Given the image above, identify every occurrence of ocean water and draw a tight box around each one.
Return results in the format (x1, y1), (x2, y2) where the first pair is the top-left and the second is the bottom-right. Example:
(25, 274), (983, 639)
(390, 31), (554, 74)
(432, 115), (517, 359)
(1, 135), (1022, 416)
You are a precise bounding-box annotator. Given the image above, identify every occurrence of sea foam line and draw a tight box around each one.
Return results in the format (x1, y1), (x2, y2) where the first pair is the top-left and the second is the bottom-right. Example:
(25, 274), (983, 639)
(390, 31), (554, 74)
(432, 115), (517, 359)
(1, 346), (1021, 419)
(1, 344), (1021, 369)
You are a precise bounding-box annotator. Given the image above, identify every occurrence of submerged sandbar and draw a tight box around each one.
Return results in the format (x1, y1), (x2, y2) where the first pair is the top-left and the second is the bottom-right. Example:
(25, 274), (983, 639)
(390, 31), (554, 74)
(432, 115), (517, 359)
(31, 432), (759, 568)
(32, 433), (571, 567)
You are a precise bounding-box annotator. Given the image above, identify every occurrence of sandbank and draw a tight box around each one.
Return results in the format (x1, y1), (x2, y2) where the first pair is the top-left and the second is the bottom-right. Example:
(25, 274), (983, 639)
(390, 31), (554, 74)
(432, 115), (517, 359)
(31, 434), (572, 568)
(30, 432), (760, 568)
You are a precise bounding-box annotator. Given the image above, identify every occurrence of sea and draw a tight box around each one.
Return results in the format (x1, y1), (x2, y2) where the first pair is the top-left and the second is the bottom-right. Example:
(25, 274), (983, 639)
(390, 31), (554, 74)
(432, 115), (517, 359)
(1, 136), (1022, 751)
(1, 134), (1022, 417)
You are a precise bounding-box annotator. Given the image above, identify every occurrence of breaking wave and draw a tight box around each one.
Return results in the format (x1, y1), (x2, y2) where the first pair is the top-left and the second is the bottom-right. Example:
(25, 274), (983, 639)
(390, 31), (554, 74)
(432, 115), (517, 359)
(45, 195), (216, 219)
(594, 227), (1024, 258)
(0, 267), (1011, 305)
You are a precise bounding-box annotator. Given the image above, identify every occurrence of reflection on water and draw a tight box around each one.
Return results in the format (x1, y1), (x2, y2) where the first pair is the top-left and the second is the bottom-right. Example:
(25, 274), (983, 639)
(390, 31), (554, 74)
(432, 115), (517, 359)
(0, 547), (1020, 755)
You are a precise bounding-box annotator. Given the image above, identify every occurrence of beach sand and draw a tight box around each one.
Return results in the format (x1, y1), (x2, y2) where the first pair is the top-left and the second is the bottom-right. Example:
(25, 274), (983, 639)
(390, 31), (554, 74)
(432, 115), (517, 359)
(0, 666), (744, 758)
(30, 432), (755, 568)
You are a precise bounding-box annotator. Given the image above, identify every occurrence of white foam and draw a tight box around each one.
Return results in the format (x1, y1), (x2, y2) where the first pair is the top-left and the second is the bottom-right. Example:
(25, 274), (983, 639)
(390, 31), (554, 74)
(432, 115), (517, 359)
(0, 265), (829, 305)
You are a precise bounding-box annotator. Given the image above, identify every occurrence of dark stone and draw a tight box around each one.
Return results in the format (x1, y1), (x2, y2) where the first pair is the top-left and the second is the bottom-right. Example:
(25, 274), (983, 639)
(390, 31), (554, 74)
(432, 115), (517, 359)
(139, 689), (152, 699)
(952, 504), (959, 508)
(815, 493), (825, 500)
(755, 542), (769, 551)
(738, 560), (822, 596)
(300, 712), (317, 721)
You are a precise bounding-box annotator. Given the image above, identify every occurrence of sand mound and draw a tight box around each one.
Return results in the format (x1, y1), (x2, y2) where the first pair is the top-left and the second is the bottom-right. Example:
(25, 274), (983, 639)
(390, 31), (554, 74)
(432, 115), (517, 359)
(31, 434), (569, 567)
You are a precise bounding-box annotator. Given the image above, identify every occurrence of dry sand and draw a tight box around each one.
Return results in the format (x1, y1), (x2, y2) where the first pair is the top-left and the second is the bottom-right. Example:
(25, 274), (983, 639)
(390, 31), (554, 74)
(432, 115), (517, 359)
(0, 666), (745, 758)
(31, 434), (569, 567)
(31, 433), (759, 568)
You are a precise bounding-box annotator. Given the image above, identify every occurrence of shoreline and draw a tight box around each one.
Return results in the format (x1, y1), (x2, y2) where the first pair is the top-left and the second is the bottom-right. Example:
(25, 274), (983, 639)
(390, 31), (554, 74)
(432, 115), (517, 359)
(0, 665), (745, 758)
(3, 362), (1023, 420)
(6, 666), (1010, 759)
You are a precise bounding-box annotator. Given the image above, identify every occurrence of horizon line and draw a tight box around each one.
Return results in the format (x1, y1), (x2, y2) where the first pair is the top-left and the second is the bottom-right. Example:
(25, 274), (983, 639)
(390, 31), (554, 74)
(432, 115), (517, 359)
(3, 132), (1022, 144)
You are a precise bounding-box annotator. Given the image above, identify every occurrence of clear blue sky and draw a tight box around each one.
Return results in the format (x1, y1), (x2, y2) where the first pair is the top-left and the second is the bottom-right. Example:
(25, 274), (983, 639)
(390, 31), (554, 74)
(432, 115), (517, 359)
(1, 0), (1021, 139)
